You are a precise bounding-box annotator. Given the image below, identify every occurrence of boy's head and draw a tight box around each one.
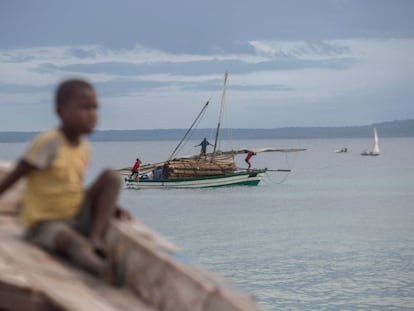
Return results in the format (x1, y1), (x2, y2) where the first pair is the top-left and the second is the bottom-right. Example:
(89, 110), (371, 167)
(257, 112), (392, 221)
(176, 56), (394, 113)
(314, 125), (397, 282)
(55, 79), (98, 134)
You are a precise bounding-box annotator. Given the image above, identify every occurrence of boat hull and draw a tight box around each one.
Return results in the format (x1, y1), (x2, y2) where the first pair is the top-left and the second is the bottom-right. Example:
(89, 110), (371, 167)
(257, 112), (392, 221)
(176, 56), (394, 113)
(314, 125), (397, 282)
(124, 169), (267, 189)
(360, 152), (379, 156)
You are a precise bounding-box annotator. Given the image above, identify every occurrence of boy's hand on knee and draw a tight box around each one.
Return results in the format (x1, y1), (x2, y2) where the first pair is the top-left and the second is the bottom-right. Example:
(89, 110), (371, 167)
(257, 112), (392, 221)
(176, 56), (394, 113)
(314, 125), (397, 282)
(114, 206), (132, 221)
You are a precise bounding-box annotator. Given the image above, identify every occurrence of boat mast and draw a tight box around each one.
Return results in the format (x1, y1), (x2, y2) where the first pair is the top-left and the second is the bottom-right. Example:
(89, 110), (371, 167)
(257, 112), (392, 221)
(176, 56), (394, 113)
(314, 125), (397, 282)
(212, 71), (228, 155)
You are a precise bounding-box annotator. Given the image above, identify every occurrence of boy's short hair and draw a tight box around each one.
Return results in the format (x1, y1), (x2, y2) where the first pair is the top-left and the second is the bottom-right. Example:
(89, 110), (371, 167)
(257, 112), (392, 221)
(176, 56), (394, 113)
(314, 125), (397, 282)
(55, 79), (94, 106)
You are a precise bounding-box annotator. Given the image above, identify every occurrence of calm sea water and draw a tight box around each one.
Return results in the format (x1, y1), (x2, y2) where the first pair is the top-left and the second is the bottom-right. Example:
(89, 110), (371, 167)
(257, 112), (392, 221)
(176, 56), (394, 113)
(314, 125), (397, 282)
(1, 138), (414, 310)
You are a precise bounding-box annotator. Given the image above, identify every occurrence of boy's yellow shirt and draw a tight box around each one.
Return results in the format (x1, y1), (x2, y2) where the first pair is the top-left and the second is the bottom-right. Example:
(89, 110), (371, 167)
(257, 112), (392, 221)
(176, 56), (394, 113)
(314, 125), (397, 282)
(21, 129), (90, 226)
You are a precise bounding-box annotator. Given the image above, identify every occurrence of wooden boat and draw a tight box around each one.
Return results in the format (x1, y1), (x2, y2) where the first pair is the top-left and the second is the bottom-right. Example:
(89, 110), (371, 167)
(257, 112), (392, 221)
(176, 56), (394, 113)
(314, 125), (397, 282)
(335, 147), (350, 153)
(120, 72), (305, 189)
(125, 168), (268, 189)
(361, 128), (380, 156)
(0, 163), (265, 311)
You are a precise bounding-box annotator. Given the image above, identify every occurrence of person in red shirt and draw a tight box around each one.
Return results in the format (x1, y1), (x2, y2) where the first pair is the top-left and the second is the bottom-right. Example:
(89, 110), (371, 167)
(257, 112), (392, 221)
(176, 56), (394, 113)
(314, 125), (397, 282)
(245, 151), (256, 171)
(129, 158), (141, 180)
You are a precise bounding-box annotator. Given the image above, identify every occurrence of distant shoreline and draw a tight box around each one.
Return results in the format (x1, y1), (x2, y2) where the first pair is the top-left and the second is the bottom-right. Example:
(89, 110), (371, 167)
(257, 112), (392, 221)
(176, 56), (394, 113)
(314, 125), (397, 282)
(1, 120), (413, 143)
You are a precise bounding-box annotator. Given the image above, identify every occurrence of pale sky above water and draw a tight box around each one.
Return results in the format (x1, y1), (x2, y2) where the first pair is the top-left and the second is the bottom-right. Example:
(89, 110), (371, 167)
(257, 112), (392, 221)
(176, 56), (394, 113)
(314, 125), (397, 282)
(1, 0), (413, 131)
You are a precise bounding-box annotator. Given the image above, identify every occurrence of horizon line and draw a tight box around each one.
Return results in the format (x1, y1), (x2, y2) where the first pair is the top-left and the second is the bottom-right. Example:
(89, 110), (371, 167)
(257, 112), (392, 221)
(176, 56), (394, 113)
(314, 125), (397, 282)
(0, 119), (412, 133)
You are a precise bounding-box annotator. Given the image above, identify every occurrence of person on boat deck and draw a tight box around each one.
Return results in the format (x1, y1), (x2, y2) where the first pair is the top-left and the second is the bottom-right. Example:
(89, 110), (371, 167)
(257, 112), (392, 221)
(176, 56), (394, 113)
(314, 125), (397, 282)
(129, 158), (141, 180)
(0, 79), (131, 285)
(154, 166), (163, 179)
(162, 163), (170, 179)
(245, 151), (256, 171)
(195, 137), (214, 155)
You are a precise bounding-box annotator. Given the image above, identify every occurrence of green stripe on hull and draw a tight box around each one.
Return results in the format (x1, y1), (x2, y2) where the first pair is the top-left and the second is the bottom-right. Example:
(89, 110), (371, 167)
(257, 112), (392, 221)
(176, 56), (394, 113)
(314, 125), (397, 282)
(129, 170), (266, 183)
(207, 179), (261, 188)
(124, 169), (266, 189)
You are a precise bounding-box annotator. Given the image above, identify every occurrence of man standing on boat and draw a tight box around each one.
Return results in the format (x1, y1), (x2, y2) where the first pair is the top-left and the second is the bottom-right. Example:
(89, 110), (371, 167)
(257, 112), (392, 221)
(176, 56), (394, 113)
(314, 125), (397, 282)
(245, 151), (256, 171)
(129, 158), (141, 180)
(195, 137), (214, 156)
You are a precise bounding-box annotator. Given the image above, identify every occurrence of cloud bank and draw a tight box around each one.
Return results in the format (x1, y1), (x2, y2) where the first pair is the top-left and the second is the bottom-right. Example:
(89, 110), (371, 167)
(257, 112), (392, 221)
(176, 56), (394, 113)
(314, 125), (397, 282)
(0, 38), (413, 130)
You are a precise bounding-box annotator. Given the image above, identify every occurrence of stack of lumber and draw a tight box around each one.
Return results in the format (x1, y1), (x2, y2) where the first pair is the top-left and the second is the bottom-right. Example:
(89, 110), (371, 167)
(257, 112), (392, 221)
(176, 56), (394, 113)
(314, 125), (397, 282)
(167, 157), (237, 178)
(116, 153), (239, 179)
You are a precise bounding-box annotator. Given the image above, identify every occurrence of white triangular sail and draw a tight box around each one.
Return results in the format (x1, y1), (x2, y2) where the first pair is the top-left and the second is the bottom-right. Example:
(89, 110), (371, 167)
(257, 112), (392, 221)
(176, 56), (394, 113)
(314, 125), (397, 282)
(372, 128), (380, 155)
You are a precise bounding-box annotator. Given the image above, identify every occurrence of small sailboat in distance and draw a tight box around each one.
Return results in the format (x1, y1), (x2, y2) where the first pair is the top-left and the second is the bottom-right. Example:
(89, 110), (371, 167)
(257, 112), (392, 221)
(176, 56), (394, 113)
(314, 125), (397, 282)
(361, 127), (380, 156)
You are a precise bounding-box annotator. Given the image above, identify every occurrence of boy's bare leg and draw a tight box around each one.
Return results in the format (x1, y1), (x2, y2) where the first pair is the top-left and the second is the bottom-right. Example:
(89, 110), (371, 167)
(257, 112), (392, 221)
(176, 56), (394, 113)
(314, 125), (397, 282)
(55, 228), (107, 277)
(85, 169), (121, 250)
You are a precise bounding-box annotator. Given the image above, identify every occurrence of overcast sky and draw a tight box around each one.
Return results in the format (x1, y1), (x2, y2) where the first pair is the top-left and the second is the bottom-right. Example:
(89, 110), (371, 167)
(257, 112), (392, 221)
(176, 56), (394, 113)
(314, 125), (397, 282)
(1, 0), (414, 131)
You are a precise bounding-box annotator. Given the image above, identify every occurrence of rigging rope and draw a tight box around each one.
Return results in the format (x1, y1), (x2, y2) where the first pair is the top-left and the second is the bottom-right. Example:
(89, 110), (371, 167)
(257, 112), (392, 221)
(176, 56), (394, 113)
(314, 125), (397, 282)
(169, 99), (210, 160)
(265, 141), (302, 184)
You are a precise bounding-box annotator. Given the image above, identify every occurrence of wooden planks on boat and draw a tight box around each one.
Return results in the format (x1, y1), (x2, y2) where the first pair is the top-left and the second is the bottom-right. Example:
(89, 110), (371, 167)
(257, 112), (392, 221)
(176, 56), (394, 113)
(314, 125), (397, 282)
(167, 158), (237, 178)
(116, 155), (238, 178)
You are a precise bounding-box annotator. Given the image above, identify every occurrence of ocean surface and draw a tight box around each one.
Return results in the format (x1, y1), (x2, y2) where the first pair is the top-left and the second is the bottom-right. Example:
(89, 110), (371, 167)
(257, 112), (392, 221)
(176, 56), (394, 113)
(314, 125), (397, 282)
(1, 138), (414, 310)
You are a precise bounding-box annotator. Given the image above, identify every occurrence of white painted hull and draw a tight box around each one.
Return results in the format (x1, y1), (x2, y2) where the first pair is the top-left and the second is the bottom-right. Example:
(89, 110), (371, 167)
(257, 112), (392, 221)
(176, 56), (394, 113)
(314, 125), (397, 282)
(123, 170), (267, 189)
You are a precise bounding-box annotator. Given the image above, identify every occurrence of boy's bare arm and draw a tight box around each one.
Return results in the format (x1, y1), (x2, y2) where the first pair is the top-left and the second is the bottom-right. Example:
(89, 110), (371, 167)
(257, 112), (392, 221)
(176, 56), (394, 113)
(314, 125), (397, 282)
(0, 160), (35, 196)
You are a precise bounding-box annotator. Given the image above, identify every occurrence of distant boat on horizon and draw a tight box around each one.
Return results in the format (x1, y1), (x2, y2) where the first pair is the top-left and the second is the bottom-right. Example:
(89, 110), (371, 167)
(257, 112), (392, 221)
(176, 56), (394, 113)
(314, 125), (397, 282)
(335, 147), (350, 153)
(361, 128), (380, 156)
